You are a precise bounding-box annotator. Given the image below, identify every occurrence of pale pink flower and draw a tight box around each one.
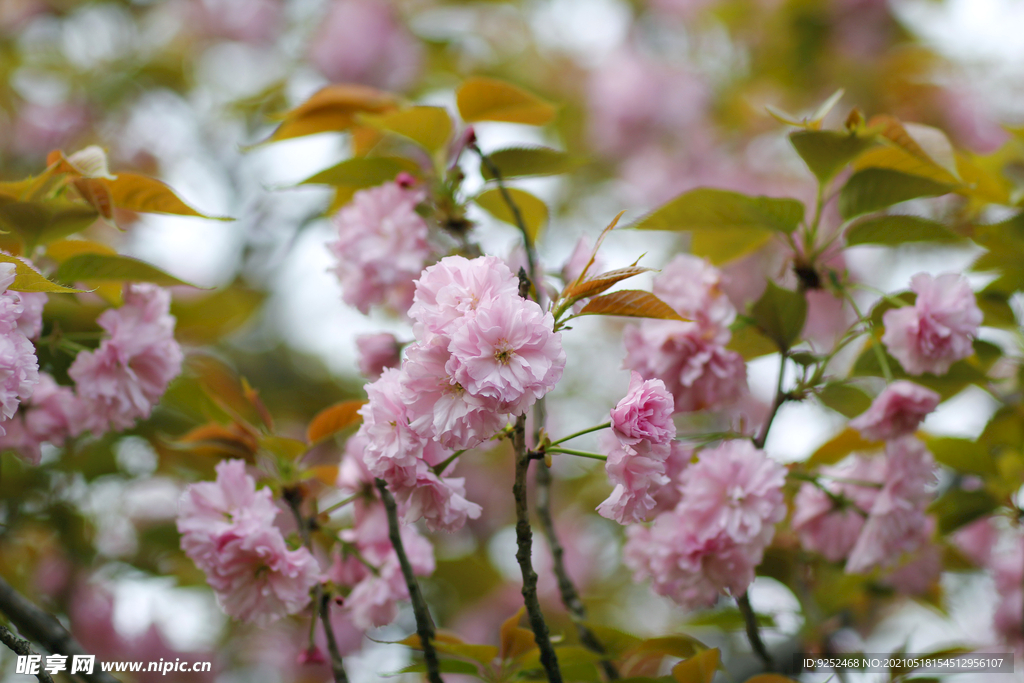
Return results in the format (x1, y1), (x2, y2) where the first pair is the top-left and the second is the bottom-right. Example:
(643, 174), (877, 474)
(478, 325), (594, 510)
(791, 454), (885, 563)
(881, 273), (982, 376)
(596, 432), (671, 525)
(0, 326), (38, 427)
(202, 526), (321, 626)
(448, 296), (565, 415)
(328, 182), (433, 315)
(69, 284), (183, 434)
(409, 255), (520, 338)
(846, 437), (937, 573)
(653, 255), (736, 336)
(649, 441), (692, 515)
(677, 440), (787, 545)
(850, 381), (940, 441)
(0, 289), (46, 340)
(0, 373), (84, 464)
(623, 320), (747, 412)
(952, 516), (998, 566)
(356, 368), (430, 487)
(395, 469), (483, 533)
(356, 333), (402, 380)
(610, 371), (676, 447)
(882, 537), (942, 595)
(400, 336), (507, 450)
(309, 0), (422, 92)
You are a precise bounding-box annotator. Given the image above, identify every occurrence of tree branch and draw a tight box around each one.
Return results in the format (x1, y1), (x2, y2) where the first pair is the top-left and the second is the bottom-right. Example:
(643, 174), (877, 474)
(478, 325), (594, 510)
(0, 624), (54, 683)
(736, 591), (774, 671)
(374, 479), (444, 683)
(513, 414), (563, 683)
(0, 576), (120, 683)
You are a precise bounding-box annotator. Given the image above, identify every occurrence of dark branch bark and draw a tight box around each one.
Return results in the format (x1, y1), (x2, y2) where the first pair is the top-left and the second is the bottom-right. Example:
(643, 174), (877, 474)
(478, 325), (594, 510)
(0, 623), (54, 683)
(513, 414), (562, 683)
(375, 479), (444, 683)
(737, 590), (773, 670)
(0, 576), (120, 683)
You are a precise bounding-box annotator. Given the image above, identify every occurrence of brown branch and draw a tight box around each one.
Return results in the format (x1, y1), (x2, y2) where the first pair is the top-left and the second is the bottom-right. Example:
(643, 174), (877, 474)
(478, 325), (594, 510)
(0, 624), (54, 683)
(375, 479), (444, 683)
(0, 576), (120, 683)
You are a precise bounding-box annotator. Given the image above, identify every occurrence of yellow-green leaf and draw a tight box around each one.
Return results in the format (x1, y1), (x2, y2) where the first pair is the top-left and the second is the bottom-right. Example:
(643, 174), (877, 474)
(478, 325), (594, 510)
(109, 173), (230, 220)
(474, 187), (548, 244)
(0, 196), (99, 248)
(456, 77), (556, 125)
(808, 427), (881, 466)
(359, 106), (453, 154)
(817, 382), (872, 419)
(46, 238), (118, 262)
(789, 129), (877, 182)
(671, 648), (719, 683)
(260, 435), (307, 461)
(727, 321), (777, 360)
(749, 282), (806, 351)
(838, 169), (952, 220)
(307, 400), (366, 445)
(845, 214), (960, 246)
(480, 147), (580, 180)
(499, 607), (536, 661)
(265, 84), (398, 142)
(860, 116), (960, 183)
(579, 290), (685, 321)
(299, 156), (420, 187)
(0, 253), (83, 293)
(54, 253), (200, 288)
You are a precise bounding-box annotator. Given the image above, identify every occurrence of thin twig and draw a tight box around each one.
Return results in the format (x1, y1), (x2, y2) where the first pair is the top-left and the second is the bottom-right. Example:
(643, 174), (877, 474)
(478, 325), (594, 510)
(0, 624), (54, 683)
(736, 591), (774, 671)
(513, 414), (563, 683)
(754, 351), (788, 450)
(375, 479), (444, 683)
(283, 489), (350, 683)
(0, 576), (121, 683)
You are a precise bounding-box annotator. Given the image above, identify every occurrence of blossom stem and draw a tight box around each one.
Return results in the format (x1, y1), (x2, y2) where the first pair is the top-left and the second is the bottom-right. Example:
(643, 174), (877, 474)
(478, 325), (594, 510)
(0, 624), (54, 683)
(513, 414), (563, 683)
(754, 351), (789, 450)
(0, 576), (121, 683)
(319, 493), (361, 517)
(736, 591), (774, 671)
(374, 479), (444, 683)
(283, 489), (350, 683)
(549, 422), (611, 447)
(546, 447), (607, 461)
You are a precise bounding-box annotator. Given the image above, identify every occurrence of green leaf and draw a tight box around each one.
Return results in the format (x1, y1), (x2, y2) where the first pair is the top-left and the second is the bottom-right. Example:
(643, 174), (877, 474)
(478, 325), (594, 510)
(480, 147), (579, 180)
(727, 320), (778, 360)
(818, 382), (873, 418)
(856, 117), (961, 184)
(0, 253), (83, 294)
(359, 106), (453, 154)
(632, 189), (804, 264)
(789, 129), (877, 182)
(671, 648), (719, 683)
(474, 187), (548, 243)
(845, 214), (960, 246)
(54, 253), (200, 288)
(578, 290), (686, 321)
(976, 287), (1017, 328)
(299, 156), (420, 187)
(456, 77), (556, 125)
(838, 169), (952, 220)
(264, 84), (398, 143)
(923, 436), (996, 476)
(0, 197), (99, 248)
(109, 174), (231, 220)
(851, 343), (986, 399)
(628, 635), (706, 660)
(749, 281), (807, 351)
(808, 427), (881, 466)
(929, 488), (1000, 534)
(386, 660), (482, 677)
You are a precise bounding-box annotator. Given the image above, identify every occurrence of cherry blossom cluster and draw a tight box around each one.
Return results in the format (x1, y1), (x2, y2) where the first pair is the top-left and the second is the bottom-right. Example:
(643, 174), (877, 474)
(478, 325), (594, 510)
(624, 440), (787, 609)
(328, 178), (437, 315)
(0, 263), (44, 438)
(331, 434), (434, 630)
(356, 255), (565, 532)
(177, 460), (321, 626)
(623, 254), (747, 412)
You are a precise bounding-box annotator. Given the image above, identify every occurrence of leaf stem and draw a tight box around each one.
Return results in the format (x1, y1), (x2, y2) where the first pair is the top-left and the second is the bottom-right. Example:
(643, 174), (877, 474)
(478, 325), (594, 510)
(549, 422), (611, 447)
(319, 493), (361, 517)
(512, 414), (563, 683)
(736, 591), (774, 671)
(545, 447), (607, 462)
(754, 351), (789, 450)
(375, 479), (444, 683)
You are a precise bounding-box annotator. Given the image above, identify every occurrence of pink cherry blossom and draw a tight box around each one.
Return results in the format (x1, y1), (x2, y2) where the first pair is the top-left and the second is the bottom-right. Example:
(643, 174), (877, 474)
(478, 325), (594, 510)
(882, 536), (942, 595)
(849, 381), (940, 441)
(69, 284), (183, 434)
(400, 336), (507, 450)
(881, 273), (982, 376)
(596, 432), (671, 525)
(0, 373), (84, 464)
(309, 0), (422, 92)
(846, 437), (937, 574)
(649, 441), (692, 515)
(356, 333), (402, 380)
(610, 371), (676, 447)
(952, 516), (998, 566)
(448, 296), (565, 415)
(395, 469), (483, 533)
(677, 440), (787, 545)
(356, 368), (431, 487)
(409, 255), (520, 338)
(653, 254), (736, 336)
(328, 181), (433, 315)
(623, 320), (747, 412)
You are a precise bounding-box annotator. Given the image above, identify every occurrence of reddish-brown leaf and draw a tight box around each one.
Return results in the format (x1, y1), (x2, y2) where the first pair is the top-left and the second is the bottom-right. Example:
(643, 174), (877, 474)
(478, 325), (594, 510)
(571, 210), (625, 287)
(562, 265), (652, 301)
(307, 400), (366, 444)
(171, 422), (259, 459)
(267, 84), (398, 142)
(578, 290), (686, 321)
(498, 608), (536, 661)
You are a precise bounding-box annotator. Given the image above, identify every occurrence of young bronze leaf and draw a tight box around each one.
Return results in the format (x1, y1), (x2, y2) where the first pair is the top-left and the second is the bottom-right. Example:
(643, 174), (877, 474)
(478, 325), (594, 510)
(108, 173), (230, 220)
(359, 106), (453, 154)
(0, 253), (83, 293)
(474, 187), (548, 244)
(562, 266), (652, 300)
(307, 399), (366, 444)
(265, 84), (398, 142)
(456, 77), (556, 125)
(573, 210), (626, 286)
(169, 422), (259, 460)
(498, 608), (536, 661)
(54, 253), (200, 288)
(867, 116), (960, 182)
(671, 647), (720, 683)
(579, 290), (685, 321)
